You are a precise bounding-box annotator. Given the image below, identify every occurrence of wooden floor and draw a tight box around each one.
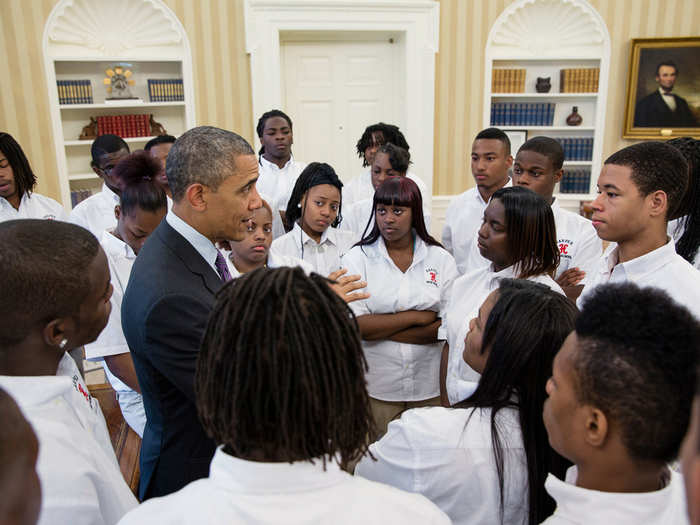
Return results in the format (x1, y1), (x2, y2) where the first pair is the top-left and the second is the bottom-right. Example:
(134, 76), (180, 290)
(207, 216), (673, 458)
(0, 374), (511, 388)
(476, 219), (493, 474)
(88, 383), (141, 496)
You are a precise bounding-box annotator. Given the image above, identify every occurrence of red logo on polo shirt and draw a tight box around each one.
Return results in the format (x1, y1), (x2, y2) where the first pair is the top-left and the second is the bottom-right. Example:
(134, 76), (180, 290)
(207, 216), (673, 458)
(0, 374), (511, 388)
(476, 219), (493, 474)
(559, 243), (569, 255)
(425, 267), (439, 287)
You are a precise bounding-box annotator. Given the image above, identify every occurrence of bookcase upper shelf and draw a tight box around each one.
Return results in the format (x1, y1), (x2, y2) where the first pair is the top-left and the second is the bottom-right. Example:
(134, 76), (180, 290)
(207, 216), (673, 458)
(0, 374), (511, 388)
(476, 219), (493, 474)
(60, 101), (186, 110)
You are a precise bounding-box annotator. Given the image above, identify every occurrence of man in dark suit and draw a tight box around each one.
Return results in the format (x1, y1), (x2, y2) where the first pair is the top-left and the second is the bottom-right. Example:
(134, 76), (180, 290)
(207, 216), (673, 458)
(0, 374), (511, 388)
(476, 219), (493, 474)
(121, 126), (263, 500)
(634, 60), (697, 128)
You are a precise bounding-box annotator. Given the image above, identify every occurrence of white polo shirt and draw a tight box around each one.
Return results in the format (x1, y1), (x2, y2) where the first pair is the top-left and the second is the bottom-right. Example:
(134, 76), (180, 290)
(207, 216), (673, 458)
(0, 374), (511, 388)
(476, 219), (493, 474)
(342, 237), (458, 401)
(256, 155), (306, 212)
(577, 238), (700, 319)
(0, 353), (138, 525)
(551, 199), (603, 278)
(223, 249), (314, 278)
(356, 405), (528, 525)
(443, 264), (564, 405)
(69, 183), (120, 238)
(84, 230), (145, 437)
(442, 184), (498, 275)
(342, 169), (429, 208)
(0, 191), (68, 222)
(542, 466), (688, 525)
(341, 196), (432, 239)
(117, 447), (449, 524)
(271, 222), (357, 277)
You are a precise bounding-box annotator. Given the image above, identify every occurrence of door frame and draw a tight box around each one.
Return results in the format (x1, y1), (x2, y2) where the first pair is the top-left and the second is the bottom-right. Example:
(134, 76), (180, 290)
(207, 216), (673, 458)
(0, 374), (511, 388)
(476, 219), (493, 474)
(244, 0), (439, 197)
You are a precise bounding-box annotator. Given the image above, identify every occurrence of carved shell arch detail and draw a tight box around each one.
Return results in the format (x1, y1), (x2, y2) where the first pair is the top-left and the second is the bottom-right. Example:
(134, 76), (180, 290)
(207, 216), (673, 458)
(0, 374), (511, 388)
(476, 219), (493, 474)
(47, 0), (184, 57)
(490, 0), (607, 57)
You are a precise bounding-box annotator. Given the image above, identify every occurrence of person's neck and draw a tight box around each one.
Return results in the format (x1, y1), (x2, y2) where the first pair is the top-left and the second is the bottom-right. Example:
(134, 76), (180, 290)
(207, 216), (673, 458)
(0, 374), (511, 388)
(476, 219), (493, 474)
(172, 202), (215, 243)
(616, 225), (668, 264)
(477, 176), (509, 202)
(300, 222), (322, 244)
(575, 458), (669, 493)
(6, 191), (21, 210)
(230, 251), (265, 274)
(263, 152), (291, 170)
(385, 232), (414, 253)
(0, 333), (63, 376)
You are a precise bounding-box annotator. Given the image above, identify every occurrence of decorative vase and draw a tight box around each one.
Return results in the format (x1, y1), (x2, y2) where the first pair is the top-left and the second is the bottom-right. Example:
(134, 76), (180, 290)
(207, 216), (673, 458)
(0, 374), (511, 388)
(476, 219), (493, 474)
(566, 106), (583, 126)
(535, 77), (551, 93)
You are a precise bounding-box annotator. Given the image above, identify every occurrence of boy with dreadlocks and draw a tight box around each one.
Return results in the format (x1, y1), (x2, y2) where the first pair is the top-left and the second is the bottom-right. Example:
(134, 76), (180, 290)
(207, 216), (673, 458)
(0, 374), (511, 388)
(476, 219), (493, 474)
(118, 267), (449, 524)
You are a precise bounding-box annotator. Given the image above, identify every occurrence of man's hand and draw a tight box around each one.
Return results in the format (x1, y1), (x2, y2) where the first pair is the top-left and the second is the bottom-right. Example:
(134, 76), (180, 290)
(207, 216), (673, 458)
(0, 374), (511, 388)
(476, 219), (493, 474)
(327, 268), (370, 303)
(556, 267), (586, 301)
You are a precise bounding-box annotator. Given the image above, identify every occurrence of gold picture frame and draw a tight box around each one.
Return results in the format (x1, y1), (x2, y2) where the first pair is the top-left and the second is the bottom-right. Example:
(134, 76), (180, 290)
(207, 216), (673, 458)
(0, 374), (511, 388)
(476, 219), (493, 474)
(623, 37), (700, 140)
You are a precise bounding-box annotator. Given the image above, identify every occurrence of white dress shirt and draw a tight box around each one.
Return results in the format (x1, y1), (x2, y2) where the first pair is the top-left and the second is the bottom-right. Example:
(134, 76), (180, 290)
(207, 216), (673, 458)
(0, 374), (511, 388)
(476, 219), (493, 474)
(0, 353), (138, 525)
(224, 249), (314, 278)
(117, 447), (450, 525)
(577, 238), (700, 319)
(550, 199), (602, 279)
(342, 169), (429, 208)
(166, 210), (219, 274)
(541, 466), (688, 525)
(69, 183), (120, 238)
(84, 230), (145, 437)
(443, 265), (564, 405)
(256, 155), (306, 212)
(271, 222), (357, 277)
(342, 237), (458, 401)
(341, 195), (432, 239)
(357, 405), (528, 525)
(0, 191), (68, 222)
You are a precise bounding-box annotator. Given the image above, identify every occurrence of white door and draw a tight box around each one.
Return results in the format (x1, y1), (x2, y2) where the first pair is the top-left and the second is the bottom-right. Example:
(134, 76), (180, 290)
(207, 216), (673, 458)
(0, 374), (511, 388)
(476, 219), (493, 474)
(281, 37), (402, 183)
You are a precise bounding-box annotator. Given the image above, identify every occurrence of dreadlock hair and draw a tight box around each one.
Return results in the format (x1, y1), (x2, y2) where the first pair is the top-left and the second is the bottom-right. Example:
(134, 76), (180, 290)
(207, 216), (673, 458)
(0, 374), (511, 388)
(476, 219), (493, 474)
(667, 137), (700, 264)
(284, 162), (344, 232)
(356, 123), (410, 167)
(375, 142), (411, 174)
(475, 127), (512, 156)
(256, 109), (293, 156)
(0, 219), (100, 347)
(456, 279), (576, 525)
(0, 132), (37, 199)
(90, 134), (129, 167)
(112, 151), (167, 215)
(195, 266), (375, 468)
(355, 176), (441, 249)
(144, 134), (176, 150)
(490, 186), (559, 279)
(518, 136), (564, 171)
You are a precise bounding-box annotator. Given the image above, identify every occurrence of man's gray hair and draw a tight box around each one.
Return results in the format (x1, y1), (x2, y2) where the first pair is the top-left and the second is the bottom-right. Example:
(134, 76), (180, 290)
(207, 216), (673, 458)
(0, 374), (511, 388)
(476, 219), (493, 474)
(166, 126), (255, 201)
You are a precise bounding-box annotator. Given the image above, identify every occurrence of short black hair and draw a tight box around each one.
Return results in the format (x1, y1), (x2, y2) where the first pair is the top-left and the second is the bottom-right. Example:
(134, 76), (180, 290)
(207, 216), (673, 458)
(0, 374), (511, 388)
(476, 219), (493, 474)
(475, 127), (512, 156)
(284, 162), (344, 231)
(356, 123), (410, 167)
(0, 132), (36, 198)
(144, 134), (176, 150)
(0, 220), (100, 346)
(256, 109), (293, 156)
(112, 151), (168, 215)
(656, 60), (678, 76)
(518, 136), (564, 171)
(196, 267), (375, 468)
(575, 283), (700, 463)
(90, 134), (129, 165)
(376, 142), (411, 173)
(605, 141), (689, 220)
(667, 137), (700, 264)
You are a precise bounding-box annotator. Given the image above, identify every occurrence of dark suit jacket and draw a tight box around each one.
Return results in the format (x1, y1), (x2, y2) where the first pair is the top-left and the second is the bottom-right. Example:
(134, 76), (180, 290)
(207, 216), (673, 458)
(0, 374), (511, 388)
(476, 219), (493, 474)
(122, 219), (220, 500)
(634, 90), (697, 127)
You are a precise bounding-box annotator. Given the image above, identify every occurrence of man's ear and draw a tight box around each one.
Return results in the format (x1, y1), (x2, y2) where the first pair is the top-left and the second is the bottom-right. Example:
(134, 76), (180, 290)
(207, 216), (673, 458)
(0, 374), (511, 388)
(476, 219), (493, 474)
(647, 189), (668, 219)
(505, 155), (514, 169)
(114, 204), (121, 221)
(553, 168), (564, 184)
(42, 318), (70, 348)
(582, 406), (608, 448)
(91, 162), (103, 179)
(185, 183), (207, 212)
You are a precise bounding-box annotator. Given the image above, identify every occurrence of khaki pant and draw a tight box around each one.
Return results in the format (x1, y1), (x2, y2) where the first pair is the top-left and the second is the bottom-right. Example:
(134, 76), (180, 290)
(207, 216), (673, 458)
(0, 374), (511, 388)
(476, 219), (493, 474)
(370, 396), (441, 440)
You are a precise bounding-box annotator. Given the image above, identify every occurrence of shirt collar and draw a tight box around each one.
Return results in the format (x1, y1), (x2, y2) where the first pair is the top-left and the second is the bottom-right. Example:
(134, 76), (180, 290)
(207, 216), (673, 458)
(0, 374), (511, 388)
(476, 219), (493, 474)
(603, 238), (677, 279)
(166, 210), (219, 272)
(101, 183), (120, 204)
(658, 87), (674, 97)
(376, 234), (428, 269)
(292, 221), (336, 248)
(259, 155), (295, 171)
(209, 447), (349, 494)
(473, 178), (512, 206)
(0, 192), (28, 211)
(100, 229), (136, 259)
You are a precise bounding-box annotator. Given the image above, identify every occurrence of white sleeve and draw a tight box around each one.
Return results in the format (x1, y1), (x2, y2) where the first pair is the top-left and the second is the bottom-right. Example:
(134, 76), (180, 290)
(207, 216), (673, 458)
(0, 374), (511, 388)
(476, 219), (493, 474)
(438, 252), (458, 341)
(340, 248), (371, 317)
(68, 205), (90, 232)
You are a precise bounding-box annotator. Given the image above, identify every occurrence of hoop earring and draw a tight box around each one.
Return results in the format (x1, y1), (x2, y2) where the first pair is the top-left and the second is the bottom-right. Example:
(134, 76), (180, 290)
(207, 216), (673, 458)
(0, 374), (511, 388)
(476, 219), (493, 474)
(59, 338), (68, 349)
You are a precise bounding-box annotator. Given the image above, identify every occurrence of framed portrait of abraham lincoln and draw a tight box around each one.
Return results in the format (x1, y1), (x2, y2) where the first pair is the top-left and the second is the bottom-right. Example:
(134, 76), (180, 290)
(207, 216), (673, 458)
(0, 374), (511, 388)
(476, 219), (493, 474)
(623, 37), (699, 139)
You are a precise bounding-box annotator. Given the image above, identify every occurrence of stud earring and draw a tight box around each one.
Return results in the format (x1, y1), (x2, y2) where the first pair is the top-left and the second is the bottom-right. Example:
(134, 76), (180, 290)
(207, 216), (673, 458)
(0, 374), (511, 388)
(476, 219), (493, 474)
(59, 339), (68, 349)
(297, 203), (301, 208)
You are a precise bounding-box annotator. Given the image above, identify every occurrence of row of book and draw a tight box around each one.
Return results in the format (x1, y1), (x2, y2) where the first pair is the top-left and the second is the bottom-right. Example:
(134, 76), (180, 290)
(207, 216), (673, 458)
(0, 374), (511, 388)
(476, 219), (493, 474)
(148, 79), (184, 102)
(70, 189), (95, 207)
(490, 103), (555, 126)
(491, 69), (526, 93)
(96, 114), (152, 138)
(556, 137), (593, 161)
(57, 80), (93, 104)
(560, 68), (599, 93)
(559, 168), (591, 194)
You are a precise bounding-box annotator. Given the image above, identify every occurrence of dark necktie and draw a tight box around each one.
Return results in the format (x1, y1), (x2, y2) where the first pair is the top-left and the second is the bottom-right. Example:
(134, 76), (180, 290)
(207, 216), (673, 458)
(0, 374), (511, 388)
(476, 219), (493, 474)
(214, 251), (232, 282)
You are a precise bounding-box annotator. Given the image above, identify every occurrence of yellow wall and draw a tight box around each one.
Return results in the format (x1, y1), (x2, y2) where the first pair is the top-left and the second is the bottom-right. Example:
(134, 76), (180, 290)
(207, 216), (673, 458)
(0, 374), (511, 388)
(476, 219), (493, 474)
(0, 0), (696, 201)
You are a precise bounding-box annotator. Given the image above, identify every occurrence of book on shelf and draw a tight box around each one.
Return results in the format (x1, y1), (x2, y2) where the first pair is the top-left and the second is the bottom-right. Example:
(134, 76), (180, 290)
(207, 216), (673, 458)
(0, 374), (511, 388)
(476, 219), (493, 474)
(490, 102), (555, 126)
(556, 137), (594, 161)
(560, 68), (599, 93)
(95, 114), (152, 138)
(559, 167), (591, 194)
(57, 79), (93, 104)
(491, 68), (525, 93)
(147, 79), (184, 102)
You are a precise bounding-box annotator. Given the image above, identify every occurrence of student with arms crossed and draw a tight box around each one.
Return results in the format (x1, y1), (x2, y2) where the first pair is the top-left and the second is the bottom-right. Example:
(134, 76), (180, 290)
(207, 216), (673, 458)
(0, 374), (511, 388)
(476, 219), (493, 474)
(542, 282), (699, 525)
(440, 186), (564, 406)
(0, 219), (137, 525)
(357, 279), (575, 525)
(511, 137), (602, 300)
(117, 267), (450, 525)
(442, 127), (512, 274)
(342, 177), (458, 437)
(578, 141), (700, 319)
(84, 151), (168, 437)
(0, 132), (68, 222)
